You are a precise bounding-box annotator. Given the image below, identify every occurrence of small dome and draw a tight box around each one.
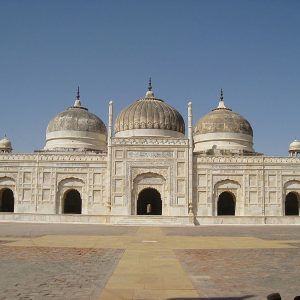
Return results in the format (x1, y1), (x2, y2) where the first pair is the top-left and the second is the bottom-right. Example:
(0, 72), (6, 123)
(114, 81), (185, 138)
(289, 139), (300, 152)
(194, 91), (255, 154)
(44, 90), (107, 152)
(194, 100), (253, 136)
(0, 136), (12, 153)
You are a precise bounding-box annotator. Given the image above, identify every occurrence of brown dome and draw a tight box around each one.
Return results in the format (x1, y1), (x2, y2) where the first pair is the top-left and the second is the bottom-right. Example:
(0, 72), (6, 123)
(194, 100), (253, 137)
(47, 106), (107, 134)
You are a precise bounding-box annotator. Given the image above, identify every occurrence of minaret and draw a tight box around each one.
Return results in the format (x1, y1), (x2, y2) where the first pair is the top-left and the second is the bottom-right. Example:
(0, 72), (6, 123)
(188, 101), (193, 217)
(107, 100), (114, 212)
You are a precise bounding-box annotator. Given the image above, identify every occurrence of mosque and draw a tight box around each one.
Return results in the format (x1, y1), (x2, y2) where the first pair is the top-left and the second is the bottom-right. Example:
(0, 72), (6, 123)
(0, 82), (299, 225)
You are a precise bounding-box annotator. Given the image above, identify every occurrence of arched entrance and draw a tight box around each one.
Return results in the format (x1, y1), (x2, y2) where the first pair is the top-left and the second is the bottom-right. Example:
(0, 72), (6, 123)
(285, 192), (299, 215)
(63, 189), (82, 214)
(0, 188), (14, 212)
(217, 191), (235, 215)
(137, 188), (162, 215)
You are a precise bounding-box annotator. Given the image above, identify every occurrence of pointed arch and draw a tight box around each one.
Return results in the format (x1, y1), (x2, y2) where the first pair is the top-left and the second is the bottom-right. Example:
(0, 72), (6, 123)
(214, 179), (240, 216)
(131, 171), (166, 215)
(57, 177), (85, 214)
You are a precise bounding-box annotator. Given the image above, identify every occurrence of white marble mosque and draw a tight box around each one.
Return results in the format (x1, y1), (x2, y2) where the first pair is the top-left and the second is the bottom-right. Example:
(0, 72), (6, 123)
(0, 82), (300, 225)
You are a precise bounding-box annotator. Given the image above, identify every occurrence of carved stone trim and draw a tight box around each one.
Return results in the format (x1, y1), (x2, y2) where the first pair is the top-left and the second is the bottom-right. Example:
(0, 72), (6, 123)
(127, 151), (173, 159)
(112, 137), (188, 146)
(0, 153), (106, 162)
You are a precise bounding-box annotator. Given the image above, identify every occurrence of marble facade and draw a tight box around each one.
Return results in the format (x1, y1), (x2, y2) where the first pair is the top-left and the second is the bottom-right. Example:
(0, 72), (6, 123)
(0, 87), (299, 225)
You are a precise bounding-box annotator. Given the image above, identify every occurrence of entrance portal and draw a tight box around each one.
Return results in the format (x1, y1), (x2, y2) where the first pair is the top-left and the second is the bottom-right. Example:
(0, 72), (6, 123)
(137, 188), (162, 215)
(217, 191), (235, 215)
(285, 192), (299, 215)
(0, 188), (14, 212)
(63, 189), (82, 214)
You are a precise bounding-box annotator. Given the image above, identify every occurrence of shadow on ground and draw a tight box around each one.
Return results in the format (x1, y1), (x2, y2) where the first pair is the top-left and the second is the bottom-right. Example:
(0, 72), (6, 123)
(168, 296), (255, 300)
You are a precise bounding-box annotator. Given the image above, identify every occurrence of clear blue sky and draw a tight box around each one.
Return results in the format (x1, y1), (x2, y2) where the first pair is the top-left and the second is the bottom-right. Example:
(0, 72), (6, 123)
(0, 0), (299, 155)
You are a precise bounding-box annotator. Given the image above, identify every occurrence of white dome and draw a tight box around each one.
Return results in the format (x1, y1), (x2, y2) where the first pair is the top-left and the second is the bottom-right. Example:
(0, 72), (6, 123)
(289, 139), (300, 152)
(44, 91), (107, 152)
(0, 136), (12, 153)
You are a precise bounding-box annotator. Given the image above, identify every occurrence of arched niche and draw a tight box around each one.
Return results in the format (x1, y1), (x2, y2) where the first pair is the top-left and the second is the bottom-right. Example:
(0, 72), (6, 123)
(0, 177), (16, 213)
(57, 177), (85, 214)
(131, 172), (166, 215)
(214, 179), (241, 216)
(283, 180), (300, 216)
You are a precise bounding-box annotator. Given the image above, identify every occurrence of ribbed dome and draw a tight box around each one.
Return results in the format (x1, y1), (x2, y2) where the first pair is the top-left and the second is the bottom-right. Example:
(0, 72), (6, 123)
(115, 84), (185, 138)
(193, 91), (255, 154)
(44, 90), (107, 152)
(0, 136), (12, 153)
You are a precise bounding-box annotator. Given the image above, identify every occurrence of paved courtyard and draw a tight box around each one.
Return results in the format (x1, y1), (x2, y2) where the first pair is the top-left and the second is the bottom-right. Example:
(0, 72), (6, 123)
(0, 223), (299, 299)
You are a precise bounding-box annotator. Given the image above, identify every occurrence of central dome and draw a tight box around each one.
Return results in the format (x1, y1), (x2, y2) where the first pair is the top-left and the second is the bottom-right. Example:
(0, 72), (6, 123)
(114, 82), (185, 138)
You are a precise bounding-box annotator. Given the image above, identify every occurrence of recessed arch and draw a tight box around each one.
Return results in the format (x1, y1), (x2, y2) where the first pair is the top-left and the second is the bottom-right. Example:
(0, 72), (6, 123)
(217, 191), (235, 216)
(285, 192), (299, 216)
(63, 189), (82, 214)
(133, 172), (166, 184)
(0, 188), (14, 212)
(137, 188), (162, 215)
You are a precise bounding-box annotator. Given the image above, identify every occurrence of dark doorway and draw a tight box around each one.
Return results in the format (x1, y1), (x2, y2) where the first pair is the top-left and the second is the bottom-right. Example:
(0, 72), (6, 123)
(63, 189), (82, 214)
(0, 188), (14, 212)
(217, 191), (235, 215)
(137, 188), (162, 215)
(285, 192), (299, 215)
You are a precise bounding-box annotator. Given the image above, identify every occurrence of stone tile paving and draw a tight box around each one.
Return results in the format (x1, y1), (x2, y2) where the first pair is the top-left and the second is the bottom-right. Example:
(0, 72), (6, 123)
(0, 244), (123, 300)
(163, 225), (300, 240)
(0, 223), (138, 237)
(176, 248), (300, 300)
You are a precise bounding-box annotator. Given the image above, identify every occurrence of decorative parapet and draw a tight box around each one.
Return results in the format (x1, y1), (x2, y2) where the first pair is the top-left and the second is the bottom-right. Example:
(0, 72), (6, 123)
(0, 153), (107, 162)
(112, 137), (188, 146)
(195, 155), (300, 165)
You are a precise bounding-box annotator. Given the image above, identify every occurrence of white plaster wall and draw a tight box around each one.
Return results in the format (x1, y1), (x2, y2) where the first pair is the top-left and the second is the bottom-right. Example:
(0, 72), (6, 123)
(45, 130), (107, 151)
(194, 132), (254, 152)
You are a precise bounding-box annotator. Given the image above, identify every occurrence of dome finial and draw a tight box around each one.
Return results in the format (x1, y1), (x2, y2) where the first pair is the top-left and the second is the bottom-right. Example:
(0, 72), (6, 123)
(213, 88), (231, 110)
(148, 77), (152, 91)
(76, 86), (80, 100)
(145, 78), (155, 98)
(74, 86), (81, 107)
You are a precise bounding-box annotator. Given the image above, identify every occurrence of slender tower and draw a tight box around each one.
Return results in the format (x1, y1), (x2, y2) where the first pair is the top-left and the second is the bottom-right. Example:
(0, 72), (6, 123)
(107, 100), (113, 212)
(188, 101), (193, 216)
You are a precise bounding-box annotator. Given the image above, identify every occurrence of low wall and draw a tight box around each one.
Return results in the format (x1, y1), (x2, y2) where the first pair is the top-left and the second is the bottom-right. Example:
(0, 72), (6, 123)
(0, 213), (299, 225)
